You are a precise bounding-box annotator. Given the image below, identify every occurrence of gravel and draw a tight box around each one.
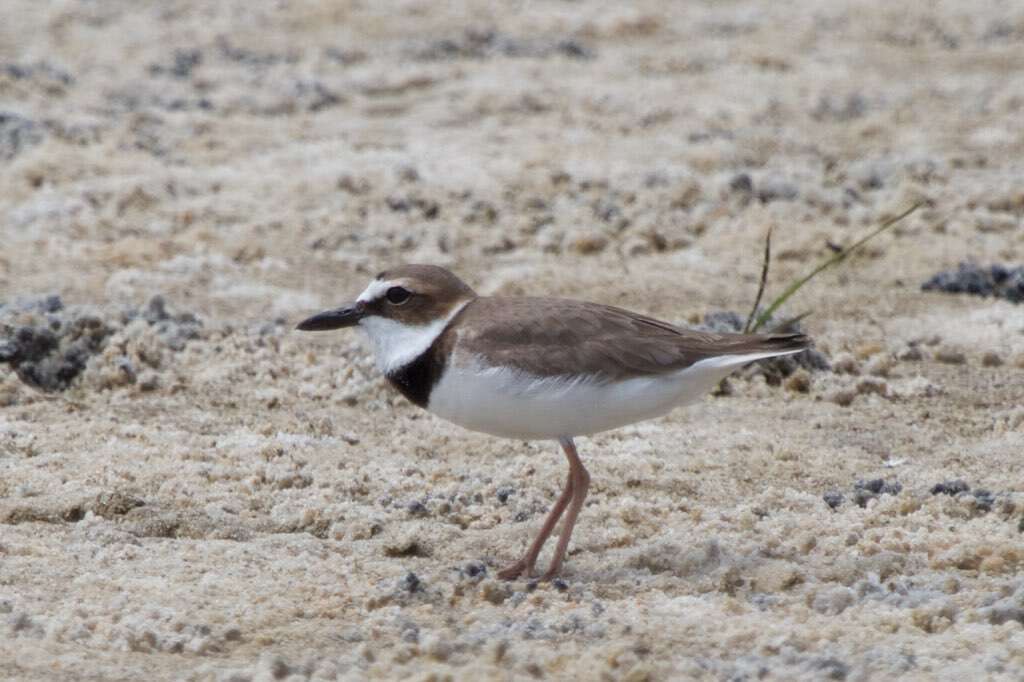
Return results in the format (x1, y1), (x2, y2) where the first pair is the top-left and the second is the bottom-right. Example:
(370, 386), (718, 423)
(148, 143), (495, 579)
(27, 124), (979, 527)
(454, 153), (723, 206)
(0, 294), (202, 392)
(922, 263), (1024, 303)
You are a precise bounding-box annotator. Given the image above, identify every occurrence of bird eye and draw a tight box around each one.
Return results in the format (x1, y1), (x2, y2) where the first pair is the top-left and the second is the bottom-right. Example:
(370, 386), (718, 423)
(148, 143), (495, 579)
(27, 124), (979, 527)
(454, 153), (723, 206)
(385, 286), (411, 305)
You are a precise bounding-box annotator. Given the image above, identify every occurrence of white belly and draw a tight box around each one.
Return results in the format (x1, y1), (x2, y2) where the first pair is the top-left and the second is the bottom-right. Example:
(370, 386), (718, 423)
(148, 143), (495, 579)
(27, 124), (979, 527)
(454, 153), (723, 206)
(426, 354), (771, 440)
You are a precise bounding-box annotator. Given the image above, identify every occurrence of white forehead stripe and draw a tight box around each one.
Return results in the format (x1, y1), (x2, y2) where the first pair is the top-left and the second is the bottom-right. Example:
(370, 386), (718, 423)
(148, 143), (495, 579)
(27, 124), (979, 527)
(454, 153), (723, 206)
(357, 278), (393, 303)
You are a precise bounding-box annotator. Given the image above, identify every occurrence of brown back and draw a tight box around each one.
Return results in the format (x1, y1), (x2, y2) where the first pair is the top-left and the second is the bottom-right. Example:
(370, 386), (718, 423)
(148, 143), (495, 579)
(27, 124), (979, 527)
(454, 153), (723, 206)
(449, 297), (809, 381)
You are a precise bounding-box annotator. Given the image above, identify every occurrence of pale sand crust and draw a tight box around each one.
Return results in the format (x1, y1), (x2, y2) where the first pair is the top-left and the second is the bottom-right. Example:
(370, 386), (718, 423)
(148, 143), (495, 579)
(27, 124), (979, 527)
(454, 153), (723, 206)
(2, 1), (1024, 679)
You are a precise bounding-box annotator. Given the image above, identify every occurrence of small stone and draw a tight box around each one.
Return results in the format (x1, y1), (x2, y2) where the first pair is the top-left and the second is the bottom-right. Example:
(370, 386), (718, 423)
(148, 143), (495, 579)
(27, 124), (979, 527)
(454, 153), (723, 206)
(898, 345), (924, 361)
(785, 369), (811, 393)
(855, 377), (888, 397)
(728, 173), (754, 194)
(852, 478), (900, 508)
(480, 580), (511, 605)
(552, 578), (569, 592)
(981, 351), (1003, 367)
(855, 479), (885, 494)
(864, 354), (893, 377)
(756, 177), (799, 203)
(383, 533), (429, 557)
(138, 371), (160, 392)
(423, 633), (451, 661)
(823, 491), (844, 510)
(831, 353), (861, 375)
(462, 561), (487, 580)
(622, 236), (652, 257)
(931, 480), (969, 496)
(972, 489), (995, 512)
(853, 489), (876, 508)
(623, 664), (655, 682)
(400, 572), (422, 593)
(881, 481), (903, 496)
(93, 491), (145, 518)
(566, 229), (609, 255)
(827, 389), (856, 407)
(671, 177), (703, 209)
(490, 639), (509, 664)
(700, 311), (744, 333)
(811, 586), (855, 615)
(813, 657), (851, 681)
(934, 347), (966, 364)
(855, 342), (884, 360)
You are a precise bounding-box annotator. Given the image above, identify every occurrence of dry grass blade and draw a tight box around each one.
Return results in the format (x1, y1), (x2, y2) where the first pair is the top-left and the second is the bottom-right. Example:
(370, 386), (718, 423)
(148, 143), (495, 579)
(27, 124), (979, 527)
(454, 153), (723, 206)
(750, 203), (922, 333)
(743, 225), (773, 333)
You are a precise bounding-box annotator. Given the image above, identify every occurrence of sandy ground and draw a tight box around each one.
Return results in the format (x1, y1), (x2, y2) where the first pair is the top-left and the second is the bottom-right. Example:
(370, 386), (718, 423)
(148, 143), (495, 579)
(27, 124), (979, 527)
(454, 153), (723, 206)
(2, 1), (1024, 679)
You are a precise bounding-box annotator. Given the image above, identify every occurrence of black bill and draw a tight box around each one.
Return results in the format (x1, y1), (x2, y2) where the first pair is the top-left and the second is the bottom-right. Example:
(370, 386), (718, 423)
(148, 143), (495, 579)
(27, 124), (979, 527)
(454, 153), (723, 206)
(295, 303), (364, 331)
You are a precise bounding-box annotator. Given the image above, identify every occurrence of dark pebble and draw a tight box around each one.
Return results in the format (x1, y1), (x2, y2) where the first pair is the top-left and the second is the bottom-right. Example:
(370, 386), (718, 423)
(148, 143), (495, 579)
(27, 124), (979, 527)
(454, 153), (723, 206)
(699, 311), (745, 333)
(852, 478), (901, 507)
(38, 295), (63, 313)
(144, 295), (170, 323)
(823, 491), (844, 510)
(855, 478), (885, 494)
(2, 295), (199, 393)
(463, 561), (487, 579)
(881, 481), (903, 496)
(400, 572), (422, 593)
(853, 489), (876, 508)
(812, 657), (850, 681)
(554, 40), (593, 60)
(0, 111), (45, 161)
(413, 30), (593, 62)
(406, 501), (428, 517)
(149, 49), (202, 79)
(972, 489), (995, 512)
(400, 622), (419, 643)
(930, 480), (970, 496)
(922, 262), (1024, 304)
(812, 93), (867, 122)
(552, 578), (569, 592)
(756, 178), (799, 204)
(729, 173), (754, 194)
(496, 486), (515, 504)
(4, 328), (39, 363)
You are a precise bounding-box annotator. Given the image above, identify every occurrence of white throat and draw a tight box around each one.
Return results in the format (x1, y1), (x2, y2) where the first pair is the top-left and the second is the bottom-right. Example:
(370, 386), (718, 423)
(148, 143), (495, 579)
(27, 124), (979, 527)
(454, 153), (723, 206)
(358, 300), (469, 375)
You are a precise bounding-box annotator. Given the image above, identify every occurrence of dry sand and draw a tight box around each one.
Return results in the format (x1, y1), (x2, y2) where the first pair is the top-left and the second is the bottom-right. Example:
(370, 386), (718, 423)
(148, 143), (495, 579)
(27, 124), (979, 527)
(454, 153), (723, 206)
(2, 1), (1024, 680)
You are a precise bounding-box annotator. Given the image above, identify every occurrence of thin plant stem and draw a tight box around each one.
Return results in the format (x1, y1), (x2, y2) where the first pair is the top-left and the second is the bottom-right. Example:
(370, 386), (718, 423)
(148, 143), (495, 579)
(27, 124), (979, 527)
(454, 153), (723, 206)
(744, 225), (773, 333)
(750, 203), (922, 333)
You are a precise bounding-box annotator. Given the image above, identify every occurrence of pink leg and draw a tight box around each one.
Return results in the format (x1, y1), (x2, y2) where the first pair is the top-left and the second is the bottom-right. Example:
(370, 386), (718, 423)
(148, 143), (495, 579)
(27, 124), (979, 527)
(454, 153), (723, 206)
(497, 469), (574, 580)
(497, 437), (590, 581)
(540, 438), (589, 580)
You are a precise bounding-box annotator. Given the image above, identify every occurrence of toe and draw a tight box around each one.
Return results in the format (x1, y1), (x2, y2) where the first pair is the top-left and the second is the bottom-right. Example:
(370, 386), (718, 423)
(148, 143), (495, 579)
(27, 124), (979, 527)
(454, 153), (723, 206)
(497, 560), (535, 581)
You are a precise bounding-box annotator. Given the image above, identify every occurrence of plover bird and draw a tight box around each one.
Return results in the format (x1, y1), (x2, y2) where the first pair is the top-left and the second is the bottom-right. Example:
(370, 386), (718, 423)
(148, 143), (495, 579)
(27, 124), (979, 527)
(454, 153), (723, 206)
(297, 265), (810, 580)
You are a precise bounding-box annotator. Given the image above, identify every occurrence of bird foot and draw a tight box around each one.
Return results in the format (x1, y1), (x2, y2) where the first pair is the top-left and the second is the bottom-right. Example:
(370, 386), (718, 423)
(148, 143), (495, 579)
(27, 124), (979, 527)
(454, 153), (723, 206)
(496, 559), (534, 581)
(538, 567), (562, 582)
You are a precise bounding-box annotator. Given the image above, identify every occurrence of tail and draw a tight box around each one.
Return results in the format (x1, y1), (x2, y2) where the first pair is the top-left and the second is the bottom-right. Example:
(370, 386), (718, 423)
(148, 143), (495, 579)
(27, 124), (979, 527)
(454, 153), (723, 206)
(747, 332), (811, 355)
(693, 332), (811, 371)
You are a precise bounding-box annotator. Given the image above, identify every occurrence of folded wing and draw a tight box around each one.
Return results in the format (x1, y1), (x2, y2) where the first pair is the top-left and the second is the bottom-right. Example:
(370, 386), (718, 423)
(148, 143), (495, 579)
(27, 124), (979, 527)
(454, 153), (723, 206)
(455, 297), (810, 382)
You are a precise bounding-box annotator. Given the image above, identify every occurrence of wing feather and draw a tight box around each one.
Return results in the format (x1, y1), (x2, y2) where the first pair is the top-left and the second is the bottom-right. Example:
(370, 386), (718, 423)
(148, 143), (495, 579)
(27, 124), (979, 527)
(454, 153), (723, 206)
(455, 297), (809, 381)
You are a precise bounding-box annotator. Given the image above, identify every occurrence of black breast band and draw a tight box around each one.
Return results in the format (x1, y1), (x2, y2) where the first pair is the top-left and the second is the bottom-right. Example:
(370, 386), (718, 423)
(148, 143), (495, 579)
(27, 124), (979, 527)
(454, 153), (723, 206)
(385, 340), (447, 409)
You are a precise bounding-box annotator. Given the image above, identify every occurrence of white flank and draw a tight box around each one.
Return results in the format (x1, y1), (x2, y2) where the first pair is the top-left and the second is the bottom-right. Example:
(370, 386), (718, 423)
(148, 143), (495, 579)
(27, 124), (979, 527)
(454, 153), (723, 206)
(358, 299), (469, 375)
(427, 347), (804, 440)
